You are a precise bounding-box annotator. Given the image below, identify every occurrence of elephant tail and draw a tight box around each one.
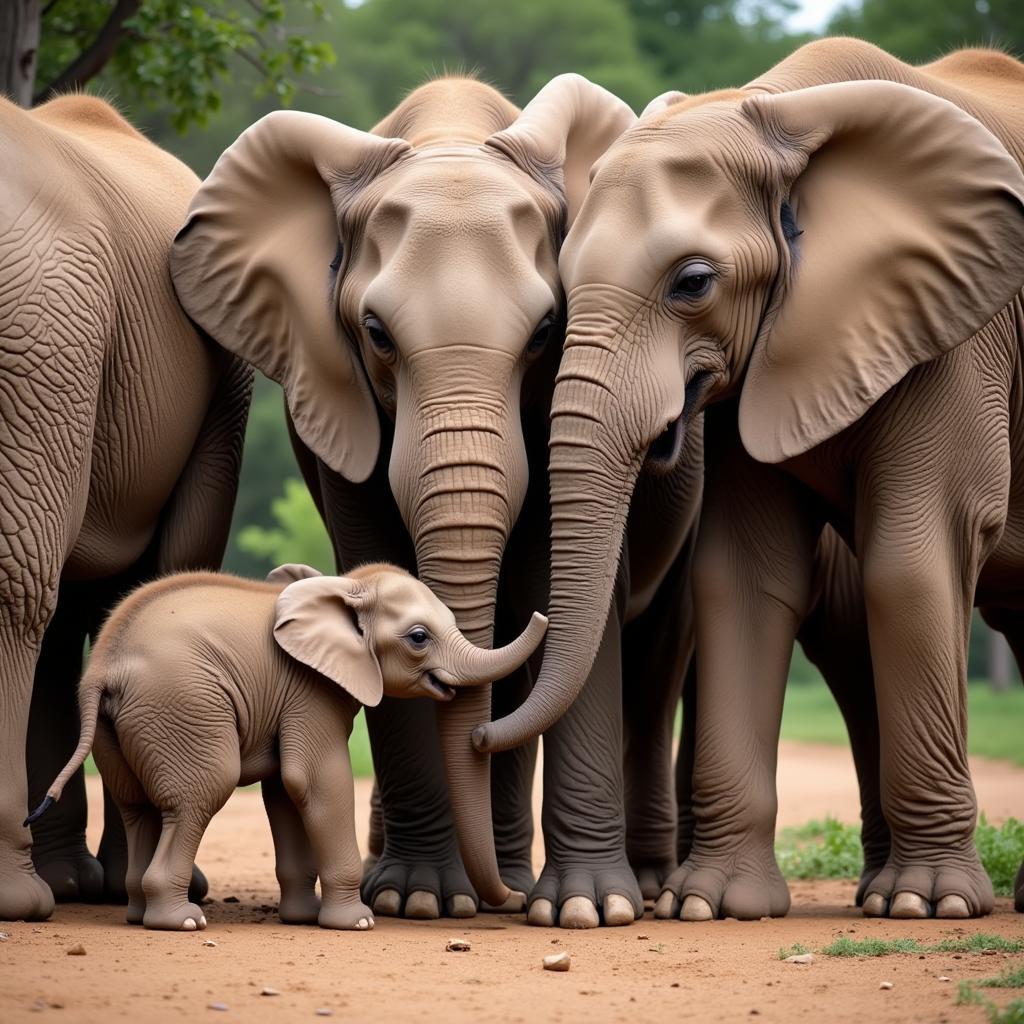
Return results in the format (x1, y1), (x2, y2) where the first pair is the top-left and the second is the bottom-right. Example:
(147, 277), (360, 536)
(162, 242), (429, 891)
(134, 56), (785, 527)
(23, 678), (104, 826)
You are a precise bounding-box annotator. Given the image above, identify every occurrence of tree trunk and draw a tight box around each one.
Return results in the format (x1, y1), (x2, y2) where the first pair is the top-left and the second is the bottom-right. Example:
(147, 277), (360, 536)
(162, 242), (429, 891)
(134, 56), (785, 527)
(987, 626), (1013, 692)
(0, 0), (41, 107)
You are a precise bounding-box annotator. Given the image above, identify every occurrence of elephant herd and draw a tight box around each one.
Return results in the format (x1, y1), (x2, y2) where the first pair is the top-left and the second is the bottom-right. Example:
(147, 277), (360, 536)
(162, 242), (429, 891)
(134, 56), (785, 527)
(2, 35), (1023, 929)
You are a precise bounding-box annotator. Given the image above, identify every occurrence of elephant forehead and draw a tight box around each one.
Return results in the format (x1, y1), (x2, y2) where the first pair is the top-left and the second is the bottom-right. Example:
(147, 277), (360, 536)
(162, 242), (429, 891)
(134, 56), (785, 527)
(375, 573), (452, 631)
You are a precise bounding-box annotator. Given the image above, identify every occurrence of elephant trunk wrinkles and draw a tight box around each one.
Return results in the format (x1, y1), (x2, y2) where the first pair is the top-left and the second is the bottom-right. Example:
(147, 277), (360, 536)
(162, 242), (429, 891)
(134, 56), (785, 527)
(394, 396), (526, 908)
(473, 329), (642, 754)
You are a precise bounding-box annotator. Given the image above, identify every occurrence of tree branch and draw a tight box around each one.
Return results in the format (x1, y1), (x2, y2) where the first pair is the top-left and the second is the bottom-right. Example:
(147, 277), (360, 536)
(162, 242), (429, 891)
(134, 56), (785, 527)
(33, 0), (141, 103)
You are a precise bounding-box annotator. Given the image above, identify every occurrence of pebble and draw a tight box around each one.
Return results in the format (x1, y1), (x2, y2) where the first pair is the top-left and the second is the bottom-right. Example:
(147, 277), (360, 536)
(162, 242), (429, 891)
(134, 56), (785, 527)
(66, 944), (87, 956)
(222, 896), (239, 904)
(202, 939), (217, 947)
(784, 953), (814, 965)
(938, 976), (951, 982)
(0, 931), (9, 941)
(315, 1010), (333, 1017)
(879, 981), (894, 990)
(445, 938), (471, 952)
(261, 987), (280, 997)
(208, 1002), (229, 1011)
(543, 952), (572, 972)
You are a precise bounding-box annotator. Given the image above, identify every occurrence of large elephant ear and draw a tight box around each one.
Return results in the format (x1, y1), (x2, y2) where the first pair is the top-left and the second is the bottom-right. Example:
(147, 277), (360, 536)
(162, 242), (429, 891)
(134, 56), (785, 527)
(737, 81), (1024, 464)
(170, 111), (411, 483)
(273, 575), (383, 707)
(485, 74), (636, 226)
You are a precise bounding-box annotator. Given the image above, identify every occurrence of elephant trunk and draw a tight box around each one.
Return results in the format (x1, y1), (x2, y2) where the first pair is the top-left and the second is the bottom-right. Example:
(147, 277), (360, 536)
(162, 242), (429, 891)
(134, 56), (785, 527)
(392, 386), (528, 909)
(473, 323), (646, 754)
(440, 613), (548, 686)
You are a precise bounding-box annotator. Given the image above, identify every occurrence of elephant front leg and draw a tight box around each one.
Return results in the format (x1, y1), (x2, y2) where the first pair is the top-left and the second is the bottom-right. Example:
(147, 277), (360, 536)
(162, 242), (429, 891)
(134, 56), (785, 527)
(361, 698), (475, 919)
(656, 439), (819, 922)
(529, 595), (641, 929)
(622, 544), (694, 901)
(859, 520), (994, 919)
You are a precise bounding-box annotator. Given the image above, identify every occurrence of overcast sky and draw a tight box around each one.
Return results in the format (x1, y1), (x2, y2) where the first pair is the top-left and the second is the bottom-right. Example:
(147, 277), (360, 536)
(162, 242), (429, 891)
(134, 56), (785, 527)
(787, 0), (849, 32)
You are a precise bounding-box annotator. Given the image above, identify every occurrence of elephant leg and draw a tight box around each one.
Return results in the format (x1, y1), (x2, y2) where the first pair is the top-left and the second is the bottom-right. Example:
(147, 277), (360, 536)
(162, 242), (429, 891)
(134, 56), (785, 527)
(657, 426), (819, 922)
(141, 812), (213, 932)
(280, 716), (373, 931)
(528, 571), (641, 929)
(622, 540), (694, 901)
(26, 587), (103, 902)
(858, 484), (999, 920)
(361, 698), (475, 919)
(978, 604), (1024, 913)
(364, 779), (384, 873)
(797, 527), (890, 906)
(262, 773), (320, 925)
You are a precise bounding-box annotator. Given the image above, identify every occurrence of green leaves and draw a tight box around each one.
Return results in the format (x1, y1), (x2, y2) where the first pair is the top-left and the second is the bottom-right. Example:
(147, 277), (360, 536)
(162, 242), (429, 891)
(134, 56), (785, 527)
(36, 0), (336, 132)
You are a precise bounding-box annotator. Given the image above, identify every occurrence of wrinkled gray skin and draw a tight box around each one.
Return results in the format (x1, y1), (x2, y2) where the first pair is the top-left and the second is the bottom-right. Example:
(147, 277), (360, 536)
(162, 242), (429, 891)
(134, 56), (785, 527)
(0, 94), (251, 922)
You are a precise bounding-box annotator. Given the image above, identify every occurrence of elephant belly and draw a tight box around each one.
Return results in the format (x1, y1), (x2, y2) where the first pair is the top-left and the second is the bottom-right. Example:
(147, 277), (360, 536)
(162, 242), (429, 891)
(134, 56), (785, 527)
(64, 319), (217, 581)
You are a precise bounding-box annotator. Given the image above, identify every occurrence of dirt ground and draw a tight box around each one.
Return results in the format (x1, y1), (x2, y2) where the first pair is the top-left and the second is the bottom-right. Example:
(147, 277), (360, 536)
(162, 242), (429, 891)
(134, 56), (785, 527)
(2, 741), (1022, 1023)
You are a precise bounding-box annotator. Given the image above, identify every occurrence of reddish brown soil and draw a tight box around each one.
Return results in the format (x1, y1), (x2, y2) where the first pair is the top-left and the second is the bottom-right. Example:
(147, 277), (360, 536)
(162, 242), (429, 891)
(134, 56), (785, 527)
(2, 742), (1022, 1024)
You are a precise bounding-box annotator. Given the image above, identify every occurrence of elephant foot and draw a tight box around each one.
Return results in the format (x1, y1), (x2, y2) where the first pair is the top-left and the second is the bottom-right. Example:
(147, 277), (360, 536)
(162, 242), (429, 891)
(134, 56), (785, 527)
(319, 898), (374, 931)
(362, 848), (476, 920)
(1015, 861), (1023, 913)
(854, 858), (888, 908)
(142, 900), (208, 931)
(526, 860), (642, 929)
(0, 858), (55, 921)
(33, 847), (105, 903)
(98, 850), (207, 907)
(278, 888), (321, 925)
(862, 854), (993, 919)
(654, 846), (791, 921)
(631, 858), (677, 903)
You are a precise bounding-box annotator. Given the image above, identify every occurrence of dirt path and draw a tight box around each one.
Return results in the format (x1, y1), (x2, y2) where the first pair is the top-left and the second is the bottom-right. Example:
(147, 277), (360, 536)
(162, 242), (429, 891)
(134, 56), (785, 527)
(2, 742), (1022, 1023)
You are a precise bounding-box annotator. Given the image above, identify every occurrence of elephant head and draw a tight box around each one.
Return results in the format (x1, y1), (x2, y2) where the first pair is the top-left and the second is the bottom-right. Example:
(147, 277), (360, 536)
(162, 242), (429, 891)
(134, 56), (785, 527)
(170, 76), (634, 906)
(473, 79), (1024, 754)
(271, 563), (548, 706)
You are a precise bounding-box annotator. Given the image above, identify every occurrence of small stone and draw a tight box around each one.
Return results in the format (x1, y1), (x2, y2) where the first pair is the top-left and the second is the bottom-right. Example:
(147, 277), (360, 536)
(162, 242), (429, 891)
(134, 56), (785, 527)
(223, 896), (239, 903)
(208, 1003), (229, 1011)
(750, 1011), (761, 1016)
(637, 934), (649, 940)
(202, 939), (217, 947)
(543, 952), (571, 972)
(879, 981), (893, 990)
(315, 1010), (333, 1017)
(671, 983), (680, 988)
(445, 938), (471, 952)
(938, 976), (951, 982)
(261, 987), (280, 996)
(784, 953), (814, 965)
(0, 931), (9, 941)
(66, 944), (87, 956)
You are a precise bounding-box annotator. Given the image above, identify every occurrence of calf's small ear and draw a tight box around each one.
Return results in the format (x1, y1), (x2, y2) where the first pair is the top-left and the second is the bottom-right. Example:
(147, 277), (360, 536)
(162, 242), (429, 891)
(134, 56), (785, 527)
(273, 576), (384, 707)
(266, 563), (324, 585)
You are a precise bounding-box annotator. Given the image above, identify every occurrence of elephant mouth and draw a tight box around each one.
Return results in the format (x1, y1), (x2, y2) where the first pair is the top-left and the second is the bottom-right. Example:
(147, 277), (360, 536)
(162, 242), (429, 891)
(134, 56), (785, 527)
(423, 672), (457, 701)
(644, 413), (683, 474)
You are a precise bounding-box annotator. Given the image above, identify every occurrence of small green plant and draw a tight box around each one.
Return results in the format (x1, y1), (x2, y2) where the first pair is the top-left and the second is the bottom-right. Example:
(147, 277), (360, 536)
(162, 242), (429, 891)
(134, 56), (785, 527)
(976, 817), (1024, 898)
(968, 963), (1024, 990)
(776, 818), (862, 880)
(797, 934), (1024, 960)
(777, 942), (811, 960)
(956, 985), (1024, 1024)
(930, 935), (1024, 955)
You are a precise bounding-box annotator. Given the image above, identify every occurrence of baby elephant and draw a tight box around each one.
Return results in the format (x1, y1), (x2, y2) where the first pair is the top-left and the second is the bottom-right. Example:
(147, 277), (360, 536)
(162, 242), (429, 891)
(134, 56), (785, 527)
(27, 563), (546, 931)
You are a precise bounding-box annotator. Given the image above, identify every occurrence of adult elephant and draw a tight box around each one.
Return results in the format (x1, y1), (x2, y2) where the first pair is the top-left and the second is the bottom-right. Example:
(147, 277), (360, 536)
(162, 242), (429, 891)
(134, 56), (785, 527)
(170, 75), (686, 925)
(0, 95), (252, 921)
(475, 38), (1024, 920)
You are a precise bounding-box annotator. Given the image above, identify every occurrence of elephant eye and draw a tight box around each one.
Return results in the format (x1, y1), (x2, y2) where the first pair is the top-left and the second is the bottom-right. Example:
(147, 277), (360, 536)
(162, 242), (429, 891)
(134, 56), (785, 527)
(669, 262), (716, 302)
(405, 626), (430, 649)
(525, 314), (555, 361)
(362, 314), (396, 360)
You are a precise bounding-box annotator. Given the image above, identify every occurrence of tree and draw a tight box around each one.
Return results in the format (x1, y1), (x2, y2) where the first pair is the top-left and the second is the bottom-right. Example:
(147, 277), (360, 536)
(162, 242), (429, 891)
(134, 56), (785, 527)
(2, 0), (334, 131)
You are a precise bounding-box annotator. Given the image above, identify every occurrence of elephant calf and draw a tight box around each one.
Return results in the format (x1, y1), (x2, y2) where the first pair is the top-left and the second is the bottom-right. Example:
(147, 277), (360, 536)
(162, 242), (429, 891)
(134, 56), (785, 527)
(26, 564), (546, 931)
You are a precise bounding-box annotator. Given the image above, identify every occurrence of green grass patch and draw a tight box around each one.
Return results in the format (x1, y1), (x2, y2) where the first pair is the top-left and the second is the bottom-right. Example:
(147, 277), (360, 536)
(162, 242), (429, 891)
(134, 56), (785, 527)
(977, 817), (1024, 898)
(957, 985), (1024, 1024)
(806, 934), (1024, 959)
(967, 964), (1024, 990)
(777, 942), (810, 960)
(781, 679), (1024, 765)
